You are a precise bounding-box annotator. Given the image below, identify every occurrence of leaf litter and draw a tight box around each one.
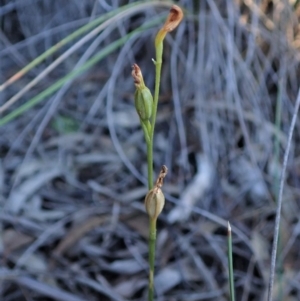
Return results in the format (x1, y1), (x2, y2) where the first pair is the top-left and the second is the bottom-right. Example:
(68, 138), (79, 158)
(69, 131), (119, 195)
(1, 0), (300, 300)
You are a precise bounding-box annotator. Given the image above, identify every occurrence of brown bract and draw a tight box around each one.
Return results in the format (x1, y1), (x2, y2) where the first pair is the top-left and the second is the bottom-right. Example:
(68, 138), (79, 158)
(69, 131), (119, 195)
(155, 165), (168, 189)
(162, 5), (183, 33)
(131, 63), (143, 87)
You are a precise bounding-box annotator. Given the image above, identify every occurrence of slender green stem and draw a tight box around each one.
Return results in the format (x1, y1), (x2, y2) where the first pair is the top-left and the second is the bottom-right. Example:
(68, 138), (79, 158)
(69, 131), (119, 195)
(151, 42), (163, 144)
(141, 121), (152, 189)
(146, 134), (154, 191)
(146, 141), (153, 190)
(146, 40), (163, 192)
(143, 5), (183, 300)
(146, 40), (162, 301)
(227, 222), (235, 301)
(148, 218), (157, 301)
(145, 30), (164, 301)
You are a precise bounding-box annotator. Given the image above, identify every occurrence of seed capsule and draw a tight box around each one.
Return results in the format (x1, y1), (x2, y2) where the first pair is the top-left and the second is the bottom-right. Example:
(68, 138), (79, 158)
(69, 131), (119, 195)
(144, 187), (165, 220)
(134, 87), (153, 121)
(132, 64), (153, 122)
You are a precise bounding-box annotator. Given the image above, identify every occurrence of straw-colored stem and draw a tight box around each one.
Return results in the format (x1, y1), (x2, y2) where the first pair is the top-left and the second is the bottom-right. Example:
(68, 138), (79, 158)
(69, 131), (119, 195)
(267, 89), (300, 301)
(148, 218), (157, 301)
(0, 18), (162, 127)
(274, 80), (283, 300)
(0, 7), (117, 92)
(228, 222), (235, 301)
(0, 1), (167, 94)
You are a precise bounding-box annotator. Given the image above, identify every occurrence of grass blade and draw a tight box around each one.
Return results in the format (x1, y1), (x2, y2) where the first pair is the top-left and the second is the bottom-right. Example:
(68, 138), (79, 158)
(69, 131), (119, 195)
(0, 1), (144, 92)
(267, 88), (300, 301)
(0, 18), (162, 127)
(228, 222), (235, 301)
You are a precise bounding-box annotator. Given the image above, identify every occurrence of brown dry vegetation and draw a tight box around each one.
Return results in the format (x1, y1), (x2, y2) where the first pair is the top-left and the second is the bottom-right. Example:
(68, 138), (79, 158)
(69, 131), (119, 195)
(1, 0), (300, 300)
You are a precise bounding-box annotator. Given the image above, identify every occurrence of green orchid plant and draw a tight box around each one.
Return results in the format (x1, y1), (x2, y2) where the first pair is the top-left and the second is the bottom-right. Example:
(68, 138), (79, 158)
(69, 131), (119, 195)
(131, 5), (183, 301)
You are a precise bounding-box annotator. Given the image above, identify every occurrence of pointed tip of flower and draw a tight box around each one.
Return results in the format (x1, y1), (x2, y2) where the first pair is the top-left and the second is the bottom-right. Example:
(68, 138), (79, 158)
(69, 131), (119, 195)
(228, 221), (231, 233)
(131, 63), (141, 86)
(155, 5), (183, 46)
(132, 63), (145, 88)
(163, 5), (183, 33)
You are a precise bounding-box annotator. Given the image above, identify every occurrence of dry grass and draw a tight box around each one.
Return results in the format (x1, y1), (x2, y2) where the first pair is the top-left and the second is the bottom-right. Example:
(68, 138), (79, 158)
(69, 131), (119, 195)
(1, 0), (300, 300)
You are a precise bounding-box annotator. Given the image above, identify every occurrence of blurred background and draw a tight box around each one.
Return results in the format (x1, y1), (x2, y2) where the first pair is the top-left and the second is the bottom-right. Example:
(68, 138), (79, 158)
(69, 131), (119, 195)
(1, 0), (300, 300)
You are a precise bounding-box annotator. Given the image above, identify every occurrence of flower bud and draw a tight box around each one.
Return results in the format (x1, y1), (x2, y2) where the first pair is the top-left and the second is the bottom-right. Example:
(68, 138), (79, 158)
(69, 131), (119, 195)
(132, 64), (153, 121)
(144, 187), (165, 220)
(134, 87), (153, 121)
(155, 5), (184, 46)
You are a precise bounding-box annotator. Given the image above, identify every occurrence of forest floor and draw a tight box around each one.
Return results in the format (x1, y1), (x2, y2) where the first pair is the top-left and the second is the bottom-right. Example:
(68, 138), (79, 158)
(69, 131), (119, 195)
(1, 1), (300, 300)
